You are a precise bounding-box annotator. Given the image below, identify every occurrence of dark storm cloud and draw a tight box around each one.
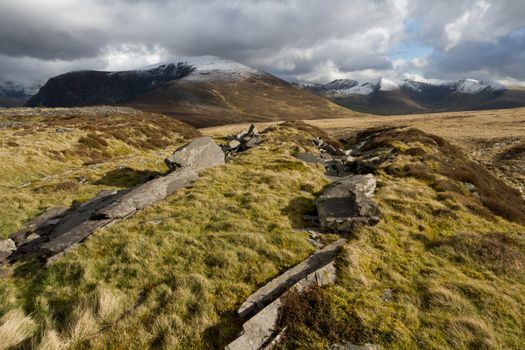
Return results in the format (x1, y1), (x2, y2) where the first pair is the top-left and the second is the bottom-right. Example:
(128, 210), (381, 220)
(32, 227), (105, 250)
(0, 0), (524, 85)
(0, 1), (109, 60)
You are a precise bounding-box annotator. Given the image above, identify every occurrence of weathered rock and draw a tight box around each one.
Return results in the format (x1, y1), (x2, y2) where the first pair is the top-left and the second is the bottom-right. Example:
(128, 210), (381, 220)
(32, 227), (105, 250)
(94, 167), (198, 219)
(292, 153), (324, 164)
(0, 239), (16, 262)
(317, 178), (380, 232)
(238, 239), (346, 319)
(227, 242), (342, 350)
(41, 219), (112, 257)
(51, 190), (120, 238)
(242, 137), (262, 150)
(344, 154), (356, 164)
(326, 159), (345, 177)
(164, 137), (225, 172)
(337, 174), (377, 197)
(9, 207), (69, 244)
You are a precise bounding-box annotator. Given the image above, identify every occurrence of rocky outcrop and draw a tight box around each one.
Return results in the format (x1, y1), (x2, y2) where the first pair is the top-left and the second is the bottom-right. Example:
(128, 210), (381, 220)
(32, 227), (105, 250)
(5, 137), (224, 263)
(95, 167), (199, 219)
(222, 124), (262, 159)
(226, 239), (345, 350)
(164, 136), (225, 171)
(293, 136), (394, 180)
(316, 175), (380, 232)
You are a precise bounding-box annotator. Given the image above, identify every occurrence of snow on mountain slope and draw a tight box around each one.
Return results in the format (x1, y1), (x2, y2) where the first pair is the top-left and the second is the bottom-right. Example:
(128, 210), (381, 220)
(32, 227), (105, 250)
(140, 55), (259, 81)
(300, 78), (386, 97)
(450, 78), (506, 94)
(402, 78), (506, 94)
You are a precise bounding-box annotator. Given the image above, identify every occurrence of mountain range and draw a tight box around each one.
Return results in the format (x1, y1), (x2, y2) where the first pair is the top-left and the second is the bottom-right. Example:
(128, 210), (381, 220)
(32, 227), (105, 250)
(25, 56), (357, 127)
(5, 56), (525, 125)
(296, 78), (525, 114)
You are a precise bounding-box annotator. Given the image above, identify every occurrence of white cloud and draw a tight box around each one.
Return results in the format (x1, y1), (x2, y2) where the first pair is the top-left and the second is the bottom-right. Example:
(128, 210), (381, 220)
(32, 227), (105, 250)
(444, 0), (491, 50)
(102, 43), (169, 71)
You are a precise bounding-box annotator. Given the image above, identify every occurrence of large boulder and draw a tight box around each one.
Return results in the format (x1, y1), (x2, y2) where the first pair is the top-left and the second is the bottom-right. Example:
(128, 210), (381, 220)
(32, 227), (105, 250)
(164, 137), (225, 172)
(316, 175), (380, 232)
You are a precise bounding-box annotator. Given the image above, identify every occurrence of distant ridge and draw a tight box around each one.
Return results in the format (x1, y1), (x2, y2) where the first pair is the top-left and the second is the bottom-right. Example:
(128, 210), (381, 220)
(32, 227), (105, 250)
(296, 78), (525, 114)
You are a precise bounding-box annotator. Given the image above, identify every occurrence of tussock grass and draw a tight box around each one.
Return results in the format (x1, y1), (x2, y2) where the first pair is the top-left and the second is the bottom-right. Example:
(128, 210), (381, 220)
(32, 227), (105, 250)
(0, 125), (329, 348)
(277, 127), (525, 349)
(2, 119), (524, 349)
(0, 110), (196, 238)
(0, 309), (37, 349)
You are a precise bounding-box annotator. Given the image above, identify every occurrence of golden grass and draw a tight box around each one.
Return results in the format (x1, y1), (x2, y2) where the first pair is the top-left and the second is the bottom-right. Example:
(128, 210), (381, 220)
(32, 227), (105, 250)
(0, 126), (330, 348)
(276, 127), (525, 350)
(0, 110), (196, 238)
(0, 309), (37, 350)
(1, 117), (524, 349)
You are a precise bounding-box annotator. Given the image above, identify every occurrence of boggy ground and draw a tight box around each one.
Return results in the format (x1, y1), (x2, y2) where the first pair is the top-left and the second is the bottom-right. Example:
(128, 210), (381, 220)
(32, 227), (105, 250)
(0, 112), (524, 350)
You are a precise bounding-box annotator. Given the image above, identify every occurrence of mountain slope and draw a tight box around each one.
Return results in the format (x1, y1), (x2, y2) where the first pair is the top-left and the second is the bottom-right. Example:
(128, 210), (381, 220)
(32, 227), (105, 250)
(0, 81), (36, 107)
(299, 78), (525, 115)
(27, 56), (360, 127)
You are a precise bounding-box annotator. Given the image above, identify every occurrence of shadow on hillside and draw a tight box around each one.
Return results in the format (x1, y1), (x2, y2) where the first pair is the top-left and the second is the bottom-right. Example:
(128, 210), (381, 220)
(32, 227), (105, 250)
(282, 195), (319, 229)
(95, 166), (164, 188)
(202, 311), (243, 349)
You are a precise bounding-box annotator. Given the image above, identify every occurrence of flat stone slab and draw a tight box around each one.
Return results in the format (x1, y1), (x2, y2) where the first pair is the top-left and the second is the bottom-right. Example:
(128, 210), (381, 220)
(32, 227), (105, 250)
(41, 219), (112, 256)
(95, 167), (198, 219)
(7, 137), (225, 262)
(292, 153), (324, 164)
(238, 238), (346, 318)
(226, 242), (343, 350)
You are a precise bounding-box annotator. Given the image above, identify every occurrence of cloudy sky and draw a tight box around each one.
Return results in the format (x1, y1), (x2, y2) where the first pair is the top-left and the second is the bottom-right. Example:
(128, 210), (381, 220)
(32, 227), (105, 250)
(1, 0), (524, 86)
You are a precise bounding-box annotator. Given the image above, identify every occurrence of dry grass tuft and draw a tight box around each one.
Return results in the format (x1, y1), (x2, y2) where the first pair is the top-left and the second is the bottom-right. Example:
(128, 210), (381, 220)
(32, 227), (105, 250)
(0, 309), (37, 350)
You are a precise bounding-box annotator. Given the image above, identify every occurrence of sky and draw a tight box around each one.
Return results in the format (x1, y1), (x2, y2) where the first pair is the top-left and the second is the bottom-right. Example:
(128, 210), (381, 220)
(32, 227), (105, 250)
(1, 0), (524, 86)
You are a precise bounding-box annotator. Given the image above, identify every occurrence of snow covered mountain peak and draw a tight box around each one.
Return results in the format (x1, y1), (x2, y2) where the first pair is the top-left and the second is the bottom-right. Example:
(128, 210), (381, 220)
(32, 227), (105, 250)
(401, 78), (506, 94)
(139, 55), (259, 81)
(300, 78), (391, 97)
(450, 78), (506, 94)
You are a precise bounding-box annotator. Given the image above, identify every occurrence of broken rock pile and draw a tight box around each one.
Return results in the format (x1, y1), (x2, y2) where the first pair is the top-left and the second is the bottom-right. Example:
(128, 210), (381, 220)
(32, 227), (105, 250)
(295, 136), (394, 178)
(1, 137), (225, 265)
(222, 124), (262, 159)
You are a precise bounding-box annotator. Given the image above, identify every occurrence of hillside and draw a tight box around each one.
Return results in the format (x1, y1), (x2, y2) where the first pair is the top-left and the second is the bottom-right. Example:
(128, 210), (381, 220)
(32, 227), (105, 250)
(0, 108), (524, 349)
(26, 56), (360, 127)
(298, 78), (525, 115)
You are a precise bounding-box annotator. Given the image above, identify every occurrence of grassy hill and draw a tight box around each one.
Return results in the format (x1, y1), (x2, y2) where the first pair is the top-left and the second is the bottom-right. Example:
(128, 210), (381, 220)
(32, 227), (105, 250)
(124, 74), (362, 128)
(0, 108), (524, 349)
